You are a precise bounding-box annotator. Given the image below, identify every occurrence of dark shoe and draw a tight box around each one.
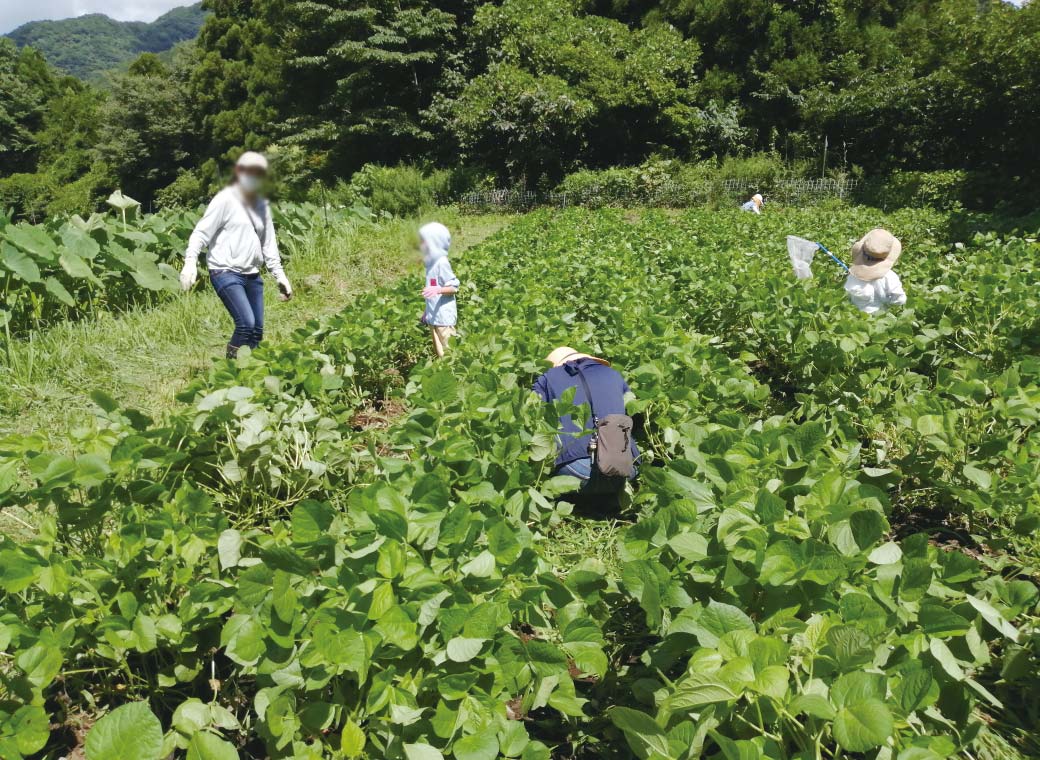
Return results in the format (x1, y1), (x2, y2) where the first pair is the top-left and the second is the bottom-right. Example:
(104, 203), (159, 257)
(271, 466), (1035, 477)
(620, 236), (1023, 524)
(226, 344), (239, 359)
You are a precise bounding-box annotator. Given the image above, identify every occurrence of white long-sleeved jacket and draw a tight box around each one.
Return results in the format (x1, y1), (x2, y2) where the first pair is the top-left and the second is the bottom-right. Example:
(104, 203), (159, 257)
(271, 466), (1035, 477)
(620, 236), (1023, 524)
(844, 271), (907, 314)
(184, 186), (285, 279)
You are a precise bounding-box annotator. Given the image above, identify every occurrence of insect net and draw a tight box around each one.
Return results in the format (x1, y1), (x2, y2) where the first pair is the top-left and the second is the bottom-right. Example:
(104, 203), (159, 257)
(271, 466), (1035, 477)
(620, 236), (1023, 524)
(786, 236), (818, 279)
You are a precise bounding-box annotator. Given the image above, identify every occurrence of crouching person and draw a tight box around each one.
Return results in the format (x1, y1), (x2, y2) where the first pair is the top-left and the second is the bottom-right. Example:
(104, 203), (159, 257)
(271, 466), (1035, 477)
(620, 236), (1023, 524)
(741, 193), (764, 214)
(533, 347), (638, 505)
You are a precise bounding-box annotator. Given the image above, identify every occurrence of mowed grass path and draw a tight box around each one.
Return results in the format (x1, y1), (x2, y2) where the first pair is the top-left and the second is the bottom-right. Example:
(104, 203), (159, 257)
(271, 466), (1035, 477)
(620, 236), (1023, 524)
(0, 211), (509, 444)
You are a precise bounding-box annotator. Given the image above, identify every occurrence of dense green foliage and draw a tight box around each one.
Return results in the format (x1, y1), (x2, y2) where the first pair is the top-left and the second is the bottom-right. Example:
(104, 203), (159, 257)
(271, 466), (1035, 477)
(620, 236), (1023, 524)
(0, 39), (113, 221)
(2, 0), (1038, 218)
(0, 206), (1036, 758)
(4, 4), (206, 80)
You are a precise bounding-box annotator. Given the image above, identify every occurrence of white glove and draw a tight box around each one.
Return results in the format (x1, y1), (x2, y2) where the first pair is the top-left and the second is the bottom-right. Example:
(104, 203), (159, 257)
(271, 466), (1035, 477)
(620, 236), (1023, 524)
(276, 274), (293, 301)
(179, 259), (198, 291)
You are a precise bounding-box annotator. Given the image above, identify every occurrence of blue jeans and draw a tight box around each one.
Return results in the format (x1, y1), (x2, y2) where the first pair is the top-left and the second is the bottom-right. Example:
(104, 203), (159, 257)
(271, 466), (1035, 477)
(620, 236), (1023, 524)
(210, 270), (264, 350)
(557, 457), (628, 496)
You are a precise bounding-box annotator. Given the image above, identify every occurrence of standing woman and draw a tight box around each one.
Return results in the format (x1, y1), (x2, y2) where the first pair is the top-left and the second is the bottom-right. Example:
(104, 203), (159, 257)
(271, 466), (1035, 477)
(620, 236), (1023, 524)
(179, 152), (293, 358)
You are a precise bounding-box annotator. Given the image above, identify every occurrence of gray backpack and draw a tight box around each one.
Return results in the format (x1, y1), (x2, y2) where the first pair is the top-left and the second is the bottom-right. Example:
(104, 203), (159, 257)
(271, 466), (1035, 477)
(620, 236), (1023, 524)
(574, 366), (636, 479)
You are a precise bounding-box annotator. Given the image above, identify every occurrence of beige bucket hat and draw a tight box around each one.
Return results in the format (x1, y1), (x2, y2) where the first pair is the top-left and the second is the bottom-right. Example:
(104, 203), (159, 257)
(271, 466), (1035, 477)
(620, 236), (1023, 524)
(545, 346), (610, 368)
(850, 228), (902, 281)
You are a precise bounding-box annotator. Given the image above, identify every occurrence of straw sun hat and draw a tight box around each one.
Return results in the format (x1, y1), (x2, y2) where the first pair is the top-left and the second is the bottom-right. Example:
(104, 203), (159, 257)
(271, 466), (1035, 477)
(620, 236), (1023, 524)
(545, 346), (610, 367)
(850, 228), (902, 281)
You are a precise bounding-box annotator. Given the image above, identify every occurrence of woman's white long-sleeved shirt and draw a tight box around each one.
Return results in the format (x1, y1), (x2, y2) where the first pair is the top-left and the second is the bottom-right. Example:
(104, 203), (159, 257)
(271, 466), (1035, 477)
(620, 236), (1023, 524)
(844, 271), (907, 314)
(184, 186), (285, 279)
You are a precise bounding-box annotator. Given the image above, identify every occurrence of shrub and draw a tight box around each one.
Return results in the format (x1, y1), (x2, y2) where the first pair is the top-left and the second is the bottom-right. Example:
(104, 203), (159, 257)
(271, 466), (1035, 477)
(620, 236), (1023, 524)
(865, 170), (969, 211)
(342, 164), (453, 217)
(555, 154), (812, 207)
(0, 173), (55, 222)
(155, 168), (209, 210)
(715, 152), (794, 184)
(555, 166), (642, 206)
(45, 165), (116, 218)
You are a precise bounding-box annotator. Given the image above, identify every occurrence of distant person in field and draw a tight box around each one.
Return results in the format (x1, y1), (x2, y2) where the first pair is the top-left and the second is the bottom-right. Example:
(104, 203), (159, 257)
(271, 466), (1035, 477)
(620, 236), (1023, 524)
(741, 193), (764, 214)
(179, 151), (293, 359)
(844, 228), (907, 314)
(418, 222), (460, 358)
(533, 347), (638, 499)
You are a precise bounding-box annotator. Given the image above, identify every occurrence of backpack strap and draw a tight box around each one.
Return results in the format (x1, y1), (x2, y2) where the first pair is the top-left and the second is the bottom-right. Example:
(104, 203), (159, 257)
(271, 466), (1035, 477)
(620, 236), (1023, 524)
(237, 194), (267, 247)
(571, 362), (599, 425)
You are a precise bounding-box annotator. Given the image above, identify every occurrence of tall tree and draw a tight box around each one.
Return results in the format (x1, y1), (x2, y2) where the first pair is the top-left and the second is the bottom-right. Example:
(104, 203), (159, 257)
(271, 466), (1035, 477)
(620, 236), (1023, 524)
(278, 0), (467, 177)
(0, 40), (59, 174)
(802, 0), (1040, 188)
(189, 0), (287, 170)
(95, 52), (197, 206)
(447, 0), (704, 181)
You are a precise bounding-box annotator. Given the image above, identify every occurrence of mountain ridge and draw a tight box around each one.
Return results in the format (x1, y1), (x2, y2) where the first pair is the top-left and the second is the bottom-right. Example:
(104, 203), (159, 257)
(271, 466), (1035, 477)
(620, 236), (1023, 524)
(5, 3), (206, 80)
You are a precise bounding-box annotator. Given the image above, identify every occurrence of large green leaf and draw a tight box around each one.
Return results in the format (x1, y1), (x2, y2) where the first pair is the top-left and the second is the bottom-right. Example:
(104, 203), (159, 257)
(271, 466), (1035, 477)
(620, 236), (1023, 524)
(690, 600), (755, 648)
(131, 260), (176, 291)
(832, 699), (893, 752)
(919, 603), (970, 637)
(447, 636), (486, 662)
(44, 276), (76, 307)
(893, 667), (934, 715)
(928, 637), (965, 680)
(186, 731), (239, 760)
(830, 671), (886, 707)
(260, 545), (316, 575)
(59, 251), (101, 285)
(867, 541), (902, 565)
(621, 559), (669, 629)
(220, 614), (265, 666)
(217, 529), (242, 570)
(0, 242), (41, 282)
(966, 594), (1019, 641)
(84, 702), (163, 760)
(6, 705), (49, 755)
(423, 369), (458, 403)
(292, 500), (335, 544)
(4, 224), (56, 260)
(342, 721), (367, 757)
(609, 707), (671, 759)
(789, 693), (836, 720)
(826, 625), (874, 670)
(15, 642), (63, 689)
(404, 743), (444, 760)
(453, 729), (499, 760)
(60, 226), (101, 260)
(664, 672), (739, 710)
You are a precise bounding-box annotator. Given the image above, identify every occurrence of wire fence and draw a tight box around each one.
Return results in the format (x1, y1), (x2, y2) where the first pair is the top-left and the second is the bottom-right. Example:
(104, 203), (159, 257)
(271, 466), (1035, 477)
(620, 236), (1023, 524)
(452, 177), (860, 211)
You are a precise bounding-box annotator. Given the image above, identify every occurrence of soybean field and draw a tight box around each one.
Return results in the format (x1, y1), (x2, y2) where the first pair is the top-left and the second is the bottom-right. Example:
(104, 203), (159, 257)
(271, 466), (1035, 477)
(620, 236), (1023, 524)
(0, 205), (1038, 760)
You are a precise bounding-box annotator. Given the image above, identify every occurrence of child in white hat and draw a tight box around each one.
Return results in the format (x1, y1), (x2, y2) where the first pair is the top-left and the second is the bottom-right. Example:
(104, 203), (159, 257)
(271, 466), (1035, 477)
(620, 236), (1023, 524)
(844, 228), (907, 314)
(418, 222), (460, 357)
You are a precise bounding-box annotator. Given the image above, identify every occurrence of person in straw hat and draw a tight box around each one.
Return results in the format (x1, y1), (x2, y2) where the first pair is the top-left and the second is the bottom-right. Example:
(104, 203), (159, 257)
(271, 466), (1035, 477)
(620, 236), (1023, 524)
(844, 228), (907, 314)
(180, 151), (293, 358)
(533, 347), (639, 499)
(741, 193), (764, 214)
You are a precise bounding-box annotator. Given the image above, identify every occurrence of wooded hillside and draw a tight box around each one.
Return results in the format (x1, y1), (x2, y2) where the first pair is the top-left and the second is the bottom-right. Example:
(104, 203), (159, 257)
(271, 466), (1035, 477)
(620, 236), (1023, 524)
(5, 4), (205, 79)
